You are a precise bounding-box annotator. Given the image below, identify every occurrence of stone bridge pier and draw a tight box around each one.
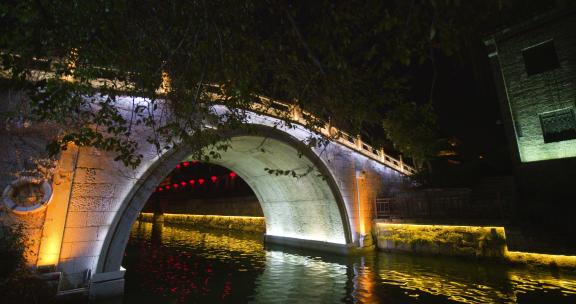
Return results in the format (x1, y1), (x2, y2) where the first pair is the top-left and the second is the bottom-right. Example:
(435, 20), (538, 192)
(1, 95), (410, 300)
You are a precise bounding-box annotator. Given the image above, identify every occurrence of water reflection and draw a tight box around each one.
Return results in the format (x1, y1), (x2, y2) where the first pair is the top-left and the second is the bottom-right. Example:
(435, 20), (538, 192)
(375, 251), (576, 303)
(123, 220), (576, 303)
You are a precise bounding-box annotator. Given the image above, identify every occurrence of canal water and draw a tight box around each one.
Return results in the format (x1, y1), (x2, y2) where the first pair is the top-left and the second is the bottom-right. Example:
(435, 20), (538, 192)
(123, 221), (576, 303)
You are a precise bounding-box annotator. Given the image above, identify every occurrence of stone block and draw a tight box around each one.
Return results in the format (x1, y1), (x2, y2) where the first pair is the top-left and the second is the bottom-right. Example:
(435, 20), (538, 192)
(69, 196), (119, 212)
(74, 167), (131, 185)
(59, 242), (74, 259)
(70, 240), (104, 258)
(85, 212), (115, 227)
(97, 226), (111, 241)
(66, 212), (87, 227)
(71, 183), (116, 198)
(57, 258), (76, 274)
(63, 227), (99, 243)
(73, 256), (96, 273)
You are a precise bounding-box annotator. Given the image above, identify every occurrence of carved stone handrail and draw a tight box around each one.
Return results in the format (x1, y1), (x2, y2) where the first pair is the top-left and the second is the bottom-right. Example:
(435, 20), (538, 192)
(0, 66), (415, 176)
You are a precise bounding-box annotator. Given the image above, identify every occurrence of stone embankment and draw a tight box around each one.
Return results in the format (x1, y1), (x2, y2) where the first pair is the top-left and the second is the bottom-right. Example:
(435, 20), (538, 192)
(373, 222), (576, 270)
(139, 213), (265, 233)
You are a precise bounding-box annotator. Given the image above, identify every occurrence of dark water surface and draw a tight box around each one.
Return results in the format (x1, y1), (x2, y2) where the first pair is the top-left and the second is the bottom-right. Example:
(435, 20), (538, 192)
(123, 221), (576, 303)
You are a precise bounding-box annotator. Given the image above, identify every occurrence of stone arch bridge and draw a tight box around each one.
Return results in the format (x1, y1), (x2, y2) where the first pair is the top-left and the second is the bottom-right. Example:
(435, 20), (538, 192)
(1, 93), (413, 300)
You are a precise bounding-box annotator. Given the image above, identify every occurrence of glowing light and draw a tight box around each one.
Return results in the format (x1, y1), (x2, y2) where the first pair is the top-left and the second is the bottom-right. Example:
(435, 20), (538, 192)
(176, 164), (181, 169)
(198, 178), (205, 185)
(375, 223), (507, 258)
(375, 222), (576, 268)
(189, 180), (195, 185)
(165, 185), (171, 190)
(172, 184), (179, 188)
(229, 172), (236, 178)
(211, 176), (218, 183)
(183, 162), (189, 167)
(180, 181), (187, 187)
(159, 71), (171, 93)
(158, 187), (163, 192)
(507, 251), (576, 268)
(37, 236), (61, 267)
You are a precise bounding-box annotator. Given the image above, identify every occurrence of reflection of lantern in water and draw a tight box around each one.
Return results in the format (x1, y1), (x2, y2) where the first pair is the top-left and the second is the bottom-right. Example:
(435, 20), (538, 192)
(352, 257), (376, 302)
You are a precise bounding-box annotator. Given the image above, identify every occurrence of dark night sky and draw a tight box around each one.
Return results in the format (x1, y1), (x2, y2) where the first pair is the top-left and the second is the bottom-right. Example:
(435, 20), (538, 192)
(407, 3), (562, 174)
(407, 40), (510, 174)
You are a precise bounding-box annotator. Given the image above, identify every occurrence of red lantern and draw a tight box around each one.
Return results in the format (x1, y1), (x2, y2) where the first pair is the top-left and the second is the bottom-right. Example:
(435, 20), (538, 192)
(229, 172), (237, 178)
(183, 162), (189, 167)
(176, 164), (181, 169)
(211, 176), (218, 183)
(158, 187), (163, 192)
(198, 178), (205, 185)
(173, 183), (179, 188)
(181, 181), (187, 187)
(189, 179), (195, 185)
(165, 185), (171, 190)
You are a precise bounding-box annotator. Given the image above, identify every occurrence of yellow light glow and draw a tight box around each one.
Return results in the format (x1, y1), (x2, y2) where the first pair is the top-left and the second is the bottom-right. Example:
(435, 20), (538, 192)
(139, 213), (265, 233)
(37, 146), (79, 268)
(507, 251), (576, 269)
(36, 237), (60, 266)
(132, 220), (264, 254)
(158, 71), (171, 94)
(36, 212), (67, 267)
(375, 222), (576, 269)
(140, 213), (265, 221)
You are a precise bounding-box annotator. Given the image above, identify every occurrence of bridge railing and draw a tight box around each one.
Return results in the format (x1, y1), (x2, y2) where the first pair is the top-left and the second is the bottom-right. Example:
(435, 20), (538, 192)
(204, 87), (416, 176)
(0, 63), (416, 176)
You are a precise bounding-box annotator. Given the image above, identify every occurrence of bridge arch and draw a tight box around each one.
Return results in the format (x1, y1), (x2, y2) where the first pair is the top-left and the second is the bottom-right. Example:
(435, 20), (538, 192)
(97, 125), (352, 273)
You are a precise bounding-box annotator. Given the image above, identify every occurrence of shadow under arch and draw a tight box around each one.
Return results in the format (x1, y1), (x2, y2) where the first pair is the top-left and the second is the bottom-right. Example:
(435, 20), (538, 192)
(97, 125), (353, 274)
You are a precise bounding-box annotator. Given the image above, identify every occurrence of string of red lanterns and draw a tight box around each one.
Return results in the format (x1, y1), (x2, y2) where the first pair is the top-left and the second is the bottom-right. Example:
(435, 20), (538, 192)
(155, 172), (237, 193)
(175, 160), (199, 170)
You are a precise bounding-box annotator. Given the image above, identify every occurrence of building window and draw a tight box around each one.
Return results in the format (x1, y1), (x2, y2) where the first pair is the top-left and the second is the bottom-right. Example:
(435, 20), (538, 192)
(522, 40), (560, 76)
(539, 108), (576, 143)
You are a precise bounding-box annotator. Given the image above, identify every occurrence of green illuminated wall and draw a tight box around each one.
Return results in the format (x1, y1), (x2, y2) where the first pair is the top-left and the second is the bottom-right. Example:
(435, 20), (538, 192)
(486, 12), (576, 163)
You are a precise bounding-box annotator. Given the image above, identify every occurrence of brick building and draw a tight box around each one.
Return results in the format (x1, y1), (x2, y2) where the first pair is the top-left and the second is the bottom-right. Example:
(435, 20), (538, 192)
(484, 10), (576, 253)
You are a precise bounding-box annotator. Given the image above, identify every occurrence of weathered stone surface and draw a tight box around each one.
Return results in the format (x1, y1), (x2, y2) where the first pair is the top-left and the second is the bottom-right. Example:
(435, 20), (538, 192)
(69, 196), (118, 212)
(139, 213), (266, 233)
(62, 227), (99, 243)
(1, 93), (411, 294)
(71, 183), (116, 198)
(374, 222), (507, 259)
(491, 13), (576, 162)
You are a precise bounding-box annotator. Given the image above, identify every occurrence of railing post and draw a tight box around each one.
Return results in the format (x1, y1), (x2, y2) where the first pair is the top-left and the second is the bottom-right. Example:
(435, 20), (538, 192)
(379, 148), (385, 162)
(399, 154), (404, 172)
(324, 122), (332, 137)
(291, 105), (302, 122)
(356, 135), (362, 150)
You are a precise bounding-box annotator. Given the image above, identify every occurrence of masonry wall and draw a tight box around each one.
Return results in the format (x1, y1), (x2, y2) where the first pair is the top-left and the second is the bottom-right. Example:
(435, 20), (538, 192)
(0, 92), (411, 291)
(319, 143), (408, 243)
(495, 12), (576, 162)
(0, 91), (61, 266)
(487, 11), (576, 254)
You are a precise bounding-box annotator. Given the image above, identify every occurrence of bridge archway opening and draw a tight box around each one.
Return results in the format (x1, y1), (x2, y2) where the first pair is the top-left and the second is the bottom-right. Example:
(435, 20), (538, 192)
(143, 161), (263, 218)
(98, 127), (352, 274)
